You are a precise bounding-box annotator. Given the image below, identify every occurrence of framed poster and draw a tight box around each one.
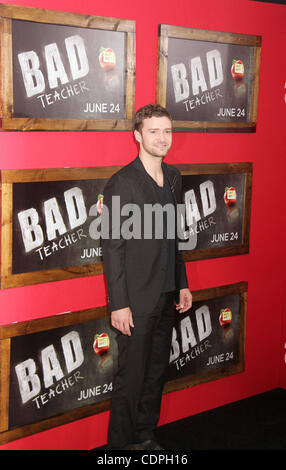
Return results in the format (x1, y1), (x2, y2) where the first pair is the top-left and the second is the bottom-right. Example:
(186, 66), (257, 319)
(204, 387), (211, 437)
(0, 305), (115, 444)
(0, 166), (120, 289)
(157, 25), (261, 132)
(0, 163), (252, 288)
(0, 282), (246, 444)
(0, 4), (136, 130)
(164, 282), (247, 393)
(176, 162), (253, 261)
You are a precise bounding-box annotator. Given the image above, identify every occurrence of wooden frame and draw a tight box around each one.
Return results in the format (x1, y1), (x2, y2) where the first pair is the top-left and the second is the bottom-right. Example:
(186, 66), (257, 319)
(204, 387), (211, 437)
(175, 162), (253, 261)
(0, 4), (136, 131)
(157, 24), (261, 132)
(0, 282), (247, 444)
(0, 166), (120, 289)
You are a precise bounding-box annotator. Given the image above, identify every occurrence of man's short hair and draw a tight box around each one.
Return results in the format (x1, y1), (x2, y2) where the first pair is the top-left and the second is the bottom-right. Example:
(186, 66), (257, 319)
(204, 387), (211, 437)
(134, 104), (172, 132)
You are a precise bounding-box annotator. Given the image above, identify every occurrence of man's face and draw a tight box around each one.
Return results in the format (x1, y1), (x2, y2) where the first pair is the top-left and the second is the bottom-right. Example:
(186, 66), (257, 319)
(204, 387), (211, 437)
(135, 116), (172, 158)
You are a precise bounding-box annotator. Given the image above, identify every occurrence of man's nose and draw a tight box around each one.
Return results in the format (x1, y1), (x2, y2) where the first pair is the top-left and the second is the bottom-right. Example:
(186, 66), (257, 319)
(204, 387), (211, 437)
(158, 131), (167, 141)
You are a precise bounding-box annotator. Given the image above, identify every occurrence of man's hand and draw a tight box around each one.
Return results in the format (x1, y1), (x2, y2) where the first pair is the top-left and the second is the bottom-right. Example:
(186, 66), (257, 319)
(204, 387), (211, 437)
(176, 288), (192, 314)
(111, 307), (134, 336)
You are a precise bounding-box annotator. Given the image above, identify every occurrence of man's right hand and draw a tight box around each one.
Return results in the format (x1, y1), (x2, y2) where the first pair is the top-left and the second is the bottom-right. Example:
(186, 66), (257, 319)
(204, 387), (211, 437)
(111, 307), (134, 336)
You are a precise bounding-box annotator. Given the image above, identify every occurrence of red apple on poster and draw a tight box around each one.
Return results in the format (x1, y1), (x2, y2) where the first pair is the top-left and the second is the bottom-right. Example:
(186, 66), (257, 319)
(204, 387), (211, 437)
(97, 194), (104, 215)
(219, 308), (232, 327)
(93, 333), (110, 355)
(224, 187), (237, 206)
(231, 60), (244, 80)
(99, 47), (116, 72)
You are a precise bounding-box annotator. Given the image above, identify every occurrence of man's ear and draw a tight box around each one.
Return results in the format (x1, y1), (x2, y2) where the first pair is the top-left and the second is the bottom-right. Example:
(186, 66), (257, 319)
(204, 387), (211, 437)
(134, 130), (141, 143)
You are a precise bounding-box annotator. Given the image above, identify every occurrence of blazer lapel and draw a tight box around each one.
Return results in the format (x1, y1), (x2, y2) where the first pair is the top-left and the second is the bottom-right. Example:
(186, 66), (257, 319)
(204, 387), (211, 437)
(163, 162), (180, 204)
(131, 156), (181, 204)
(131, 156), (162, 204)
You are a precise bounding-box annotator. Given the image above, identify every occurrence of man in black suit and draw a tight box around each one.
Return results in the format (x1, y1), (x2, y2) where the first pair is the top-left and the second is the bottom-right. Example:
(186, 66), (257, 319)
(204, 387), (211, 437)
(102, 104), (192, 450)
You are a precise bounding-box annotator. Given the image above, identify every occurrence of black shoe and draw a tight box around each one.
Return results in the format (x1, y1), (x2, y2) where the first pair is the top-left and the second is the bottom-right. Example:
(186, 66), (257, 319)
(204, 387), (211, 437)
(130, 439), (165, 450)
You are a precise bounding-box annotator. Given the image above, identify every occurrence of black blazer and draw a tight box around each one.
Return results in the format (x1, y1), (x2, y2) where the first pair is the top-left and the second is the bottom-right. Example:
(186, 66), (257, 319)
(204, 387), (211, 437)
(101, 156), (188, 317)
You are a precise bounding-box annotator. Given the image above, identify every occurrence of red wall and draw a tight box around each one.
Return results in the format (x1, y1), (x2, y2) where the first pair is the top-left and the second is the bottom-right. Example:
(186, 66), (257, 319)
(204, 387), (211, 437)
(1, 0), (286, 450)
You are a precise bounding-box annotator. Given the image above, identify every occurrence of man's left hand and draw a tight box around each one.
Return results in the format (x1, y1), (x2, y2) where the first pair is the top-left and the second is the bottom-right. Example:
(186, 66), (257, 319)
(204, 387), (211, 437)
(176, 288), (192, 313)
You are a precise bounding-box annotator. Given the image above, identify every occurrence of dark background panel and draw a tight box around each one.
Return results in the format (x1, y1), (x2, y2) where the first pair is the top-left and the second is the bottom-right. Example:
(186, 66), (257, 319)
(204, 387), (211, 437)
(12, 19), (126, 119)
(12, 178), (107, 273)
(9, 317), (117, 428)
(181, 173), (245, 250)
(166, 38), (254, 122)
(167, 294), (242, 381)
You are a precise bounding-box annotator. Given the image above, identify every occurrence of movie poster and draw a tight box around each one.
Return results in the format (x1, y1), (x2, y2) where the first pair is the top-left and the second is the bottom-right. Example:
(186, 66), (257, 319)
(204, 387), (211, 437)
(180, 172), (245, 252)
(5, 284), (246, 431)
(9, 317), (117, 428)
(167, 293), (242, 382)
(12, 178), (107, 274)
(166, 37), (255, 123)
(12, 19), (126, 120)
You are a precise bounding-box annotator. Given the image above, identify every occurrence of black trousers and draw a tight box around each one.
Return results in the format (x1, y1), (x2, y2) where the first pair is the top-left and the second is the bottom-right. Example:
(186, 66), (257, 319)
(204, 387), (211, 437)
(108, 291), (175, 449)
